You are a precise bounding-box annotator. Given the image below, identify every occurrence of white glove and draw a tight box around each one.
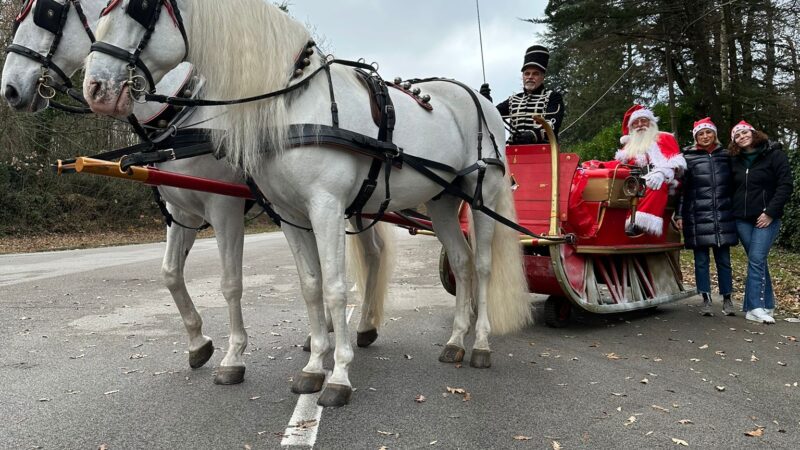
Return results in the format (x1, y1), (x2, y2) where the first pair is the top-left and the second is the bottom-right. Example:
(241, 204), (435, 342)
(644, 171), (666, 190)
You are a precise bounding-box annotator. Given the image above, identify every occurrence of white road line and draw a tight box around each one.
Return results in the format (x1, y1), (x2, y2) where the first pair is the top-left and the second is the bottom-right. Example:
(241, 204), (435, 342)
(281, 305), (355, 448)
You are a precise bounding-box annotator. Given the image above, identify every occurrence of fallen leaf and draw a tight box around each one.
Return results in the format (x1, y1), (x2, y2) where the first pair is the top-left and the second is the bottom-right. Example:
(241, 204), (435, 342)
(249, 396), (260, 401)
(645, 431), (654, 436)
(415, 395), (427, 403)
(624, 416), (637, 426)
(672, 437), (689, 446)
(377, 430), (398, 437)
(513, 435), (532, 441)
(677, 419), (693, 425)
(689, 358), (701, 362)
(244, 445), (252, 450)
(716, 386), (726, 392)
(103, 390), (119, 395)
(446, 386), (466, 395)
(605, 352), (622, 360)
(751, 354), (759, 362)
(640, 378), (649, 384)
(294, 419), (317, 430)
(745, 427), (765, 437)
(98, 445), (109, 450)
(778, 361), (787, 366)
(38, 398), (50, 402)
(699, 344), (708, 349)
(652, 405), (670, 413)
(552, 440), (562, 449)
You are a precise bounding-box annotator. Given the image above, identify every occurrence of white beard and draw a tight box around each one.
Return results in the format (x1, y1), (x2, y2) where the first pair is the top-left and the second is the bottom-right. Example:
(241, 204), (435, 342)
(623, 125), (659, 159)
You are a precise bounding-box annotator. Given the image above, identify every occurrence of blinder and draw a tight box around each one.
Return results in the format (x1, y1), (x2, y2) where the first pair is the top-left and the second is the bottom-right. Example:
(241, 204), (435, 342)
(33, 0), (69, 35)
(126, 0), (160, 29)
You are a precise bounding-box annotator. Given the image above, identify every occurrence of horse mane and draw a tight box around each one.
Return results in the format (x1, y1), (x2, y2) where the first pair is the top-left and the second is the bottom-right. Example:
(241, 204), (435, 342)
(189, 0), (311, 173)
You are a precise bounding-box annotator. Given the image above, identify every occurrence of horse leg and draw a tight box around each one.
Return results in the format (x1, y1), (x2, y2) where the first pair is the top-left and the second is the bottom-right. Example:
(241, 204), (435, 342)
(426, 197), (474, 364)
(211, 209), (247, 385)
(468, 176), (531, 368)
(347, 221), (395, 348)
(160, 209), (214, 369)
(467, 209), (496, 368)
(283, 226), (329, 396)
(310, 204), (353, 407)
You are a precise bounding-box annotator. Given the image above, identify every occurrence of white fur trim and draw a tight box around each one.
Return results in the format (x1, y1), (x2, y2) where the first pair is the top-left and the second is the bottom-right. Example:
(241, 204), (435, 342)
(692, 122), (717, 137)
(731, 123), (755, 140)
(620, 135), (630, 145)
(615, 149), (648, 167)
(628, 108), (658, 126)
(626, 211), (663, 236)
(646, 142), (686, 173)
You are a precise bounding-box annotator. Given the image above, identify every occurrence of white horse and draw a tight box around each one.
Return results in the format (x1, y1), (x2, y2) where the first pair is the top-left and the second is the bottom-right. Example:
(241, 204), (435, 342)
(2, 0), (394, 385)
(83, 0), (531, 407)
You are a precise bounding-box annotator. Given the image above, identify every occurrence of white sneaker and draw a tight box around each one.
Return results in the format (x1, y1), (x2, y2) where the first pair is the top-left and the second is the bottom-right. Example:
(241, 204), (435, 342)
(766, 308), (775, 316)
(745, 308), (776, 324)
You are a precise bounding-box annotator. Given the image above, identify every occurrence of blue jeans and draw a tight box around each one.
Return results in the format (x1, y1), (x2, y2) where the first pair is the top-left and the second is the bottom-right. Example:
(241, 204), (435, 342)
(736, 219), (780, 312)
(693, 245), (733, 296)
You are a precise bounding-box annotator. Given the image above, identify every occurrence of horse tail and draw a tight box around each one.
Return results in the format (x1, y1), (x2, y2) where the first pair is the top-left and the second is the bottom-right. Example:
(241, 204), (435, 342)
(346, 222), (395, 331)
(487, 177), (532, 335)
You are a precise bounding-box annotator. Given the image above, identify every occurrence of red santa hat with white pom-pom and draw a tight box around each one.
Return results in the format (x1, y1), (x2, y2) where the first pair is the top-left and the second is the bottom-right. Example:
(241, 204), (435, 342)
(620, 104), (658, 145)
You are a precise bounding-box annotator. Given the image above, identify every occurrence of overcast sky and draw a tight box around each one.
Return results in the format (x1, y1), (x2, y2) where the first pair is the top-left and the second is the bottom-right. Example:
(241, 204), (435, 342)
(285, 1), (549, 101)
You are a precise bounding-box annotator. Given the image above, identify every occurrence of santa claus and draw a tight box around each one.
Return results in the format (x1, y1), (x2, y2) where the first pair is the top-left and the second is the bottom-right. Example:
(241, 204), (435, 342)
(615, 105), (686, 236)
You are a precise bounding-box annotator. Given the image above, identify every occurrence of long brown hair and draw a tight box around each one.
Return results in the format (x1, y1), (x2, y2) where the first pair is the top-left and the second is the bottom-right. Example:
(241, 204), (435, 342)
(728, 130), (769, 156)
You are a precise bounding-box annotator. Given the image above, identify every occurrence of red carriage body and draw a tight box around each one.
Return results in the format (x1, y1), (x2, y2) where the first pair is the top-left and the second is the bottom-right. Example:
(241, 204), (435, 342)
(438, 143), (694, 327)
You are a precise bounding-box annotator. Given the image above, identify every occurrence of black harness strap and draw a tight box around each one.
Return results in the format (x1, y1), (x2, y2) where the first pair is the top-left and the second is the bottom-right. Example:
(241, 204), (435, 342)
(150, 186), (211, 231)
(344, 69), (396, 232)
(244, 177), (311, 231)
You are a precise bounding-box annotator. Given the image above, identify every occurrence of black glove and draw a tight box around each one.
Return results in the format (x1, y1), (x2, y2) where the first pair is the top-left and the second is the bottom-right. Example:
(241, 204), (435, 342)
(509, 130), (536, 145)
(479, 83), (492, 102)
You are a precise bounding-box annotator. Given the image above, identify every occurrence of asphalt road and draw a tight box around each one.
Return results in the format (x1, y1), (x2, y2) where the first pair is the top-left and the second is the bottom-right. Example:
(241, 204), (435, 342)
(1, 230), (798, 449)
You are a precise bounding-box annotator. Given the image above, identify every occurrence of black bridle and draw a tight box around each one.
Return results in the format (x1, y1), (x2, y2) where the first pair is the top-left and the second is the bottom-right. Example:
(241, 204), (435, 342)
(90, 0), (189, 97)
(6, 0), (96, 103)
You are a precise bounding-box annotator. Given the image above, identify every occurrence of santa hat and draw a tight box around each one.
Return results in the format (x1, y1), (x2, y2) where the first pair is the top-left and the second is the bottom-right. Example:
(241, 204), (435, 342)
(521, 45), (549, 72)
(692, 117), (717, 138)
(730, 120), (755, 140)
(620, 105), (658, 145)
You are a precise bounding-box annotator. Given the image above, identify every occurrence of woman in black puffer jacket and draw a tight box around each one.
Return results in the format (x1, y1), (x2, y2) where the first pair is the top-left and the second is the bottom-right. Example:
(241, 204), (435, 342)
(676, 118), (738, 317)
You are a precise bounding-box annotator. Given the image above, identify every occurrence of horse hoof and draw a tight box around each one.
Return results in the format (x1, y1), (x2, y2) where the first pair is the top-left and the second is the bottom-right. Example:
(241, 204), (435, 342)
(356, 329), (378, 348)
(438, 345), (465, 363)
(213, 366), (245, 385)
(317, 383), (352, 407)
(291, 371), (325, 394)
(302, 335), (311, 352)
(189, 340), (214, 369)
(469, 349), (491, 368)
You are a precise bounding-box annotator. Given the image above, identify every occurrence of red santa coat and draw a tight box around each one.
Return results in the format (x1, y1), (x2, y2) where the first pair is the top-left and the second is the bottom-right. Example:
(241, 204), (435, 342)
(612, 132), (686, 236)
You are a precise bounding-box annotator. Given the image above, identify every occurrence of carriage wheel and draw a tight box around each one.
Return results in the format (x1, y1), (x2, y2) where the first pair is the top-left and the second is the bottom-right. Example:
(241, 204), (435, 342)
(544, 296), (571, 328)
(438, 247), (456, 296)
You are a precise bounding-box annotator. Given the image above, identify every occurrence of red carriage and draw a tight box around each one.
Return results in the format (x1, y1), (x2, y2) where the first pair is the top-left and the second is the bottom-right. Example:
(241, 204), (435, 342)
(425, 136), (694, 327)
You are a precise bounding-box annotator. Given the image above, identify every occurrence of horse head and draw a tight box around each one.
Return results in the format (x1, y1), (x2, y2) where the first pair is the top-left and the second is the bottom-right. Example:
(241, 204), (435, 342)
(84, 0), (188, 117)
(2, 0), (103, 112)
